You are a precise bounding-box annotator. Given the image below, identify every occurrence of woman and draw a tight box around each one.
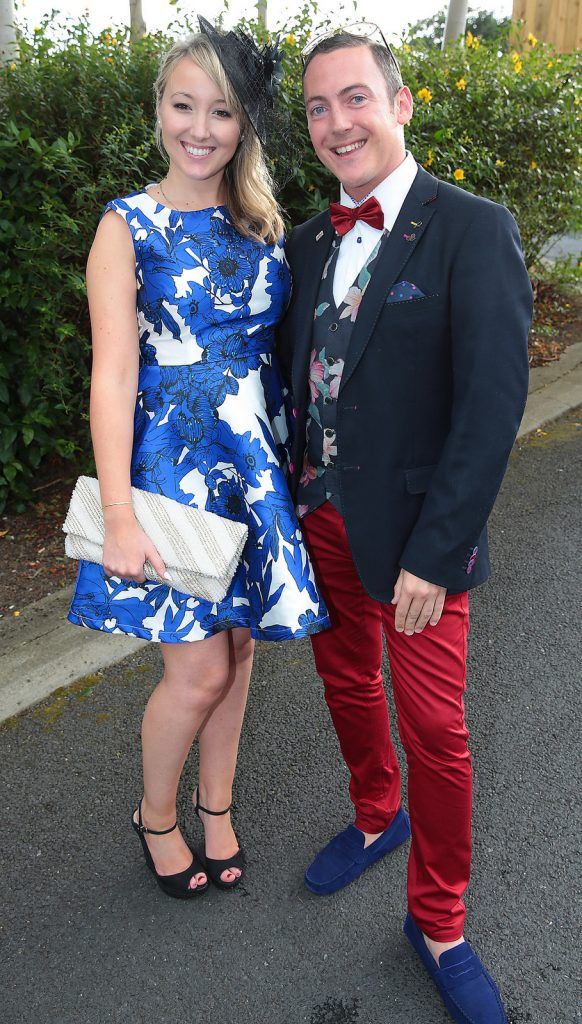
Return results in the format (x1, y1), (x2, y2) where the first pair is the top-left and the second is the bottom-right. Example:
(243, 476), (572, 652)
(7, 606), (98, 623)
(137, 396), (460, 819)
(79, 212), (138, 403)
(68, 21), (329, 899)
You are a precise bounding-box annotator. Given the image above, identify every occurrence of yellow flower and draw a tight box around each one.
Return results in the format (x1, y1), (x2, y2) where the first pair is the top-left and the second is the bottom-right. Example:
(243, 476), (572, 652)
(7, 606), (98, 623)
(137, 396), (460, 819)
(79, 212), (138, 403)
(402, 42), (411, 53)
(495, 159), (505, 167)
(511, 51), (520, 63)
(417, 87), (432, 104)
(514, 60), (523, 73)
(453, 168), (465, 181)
(111, 38), (117, 46)
(424, 148), (434, 168)
(9, 62), (16, 71)
(107, 56), (113, 63)
(528, 33), (537, 47)
(529, 160), (538, 169)
(466, 30), (474, 47)
(547, 60), (554, 68)
(307, 184), (315, 192)
(455, 78), (467, 90)
(286, 33), (295, 46)
(466, 30), (479, 49)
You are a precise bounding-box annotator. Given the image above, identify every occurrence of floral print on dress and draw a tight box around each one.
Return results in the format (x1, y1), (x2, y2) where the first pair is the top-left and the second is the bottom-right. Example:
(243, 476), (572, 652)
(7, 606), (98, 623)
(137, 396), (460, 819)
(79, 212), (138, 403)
(68, 189), (330, 643)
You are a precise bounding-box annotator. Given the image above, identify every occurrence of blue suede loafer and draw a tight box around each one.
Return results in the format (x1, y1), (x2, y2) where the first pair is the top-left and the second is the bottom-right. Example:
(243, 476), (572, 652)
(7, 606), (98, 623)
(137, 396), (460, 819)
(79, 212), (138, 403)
(403, 912), (508, 1023)
(304, 807), (411, 895)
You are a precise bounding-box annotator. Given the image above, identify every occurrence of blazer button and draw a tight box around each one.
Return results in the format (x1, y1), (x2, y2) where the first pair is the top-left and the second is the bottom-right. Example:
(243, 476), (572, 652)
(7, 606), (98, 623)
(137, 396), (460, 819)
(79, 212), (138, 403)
(329, 323), (339, 332)
(324, 396), (332, 405)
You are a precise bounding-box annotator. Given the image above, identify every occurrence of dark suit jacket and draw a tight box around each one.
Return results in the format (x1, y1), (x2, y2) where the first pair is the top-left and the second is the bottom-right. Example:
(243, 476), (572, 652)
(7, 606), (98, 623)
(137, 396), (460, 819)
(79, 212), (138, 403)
(277, 165), (533, 600)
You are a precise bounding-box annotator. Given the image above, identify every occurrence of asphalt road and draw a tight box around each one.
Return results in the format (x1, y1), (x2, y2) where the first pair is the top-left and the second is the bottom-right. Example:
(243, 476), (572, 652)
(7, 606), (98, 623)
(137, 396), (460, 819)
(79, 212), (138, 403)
(1, 409), (580, 1024)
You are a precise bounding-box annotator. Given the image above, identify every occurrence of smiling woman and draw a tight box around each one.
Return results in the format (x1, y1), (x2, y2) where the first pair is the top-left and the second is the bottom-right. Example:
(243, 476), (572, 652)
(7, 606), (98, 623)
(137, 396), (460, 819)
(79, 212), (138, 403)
(152, 33), (284, 244)
(66, 20), (329, 903)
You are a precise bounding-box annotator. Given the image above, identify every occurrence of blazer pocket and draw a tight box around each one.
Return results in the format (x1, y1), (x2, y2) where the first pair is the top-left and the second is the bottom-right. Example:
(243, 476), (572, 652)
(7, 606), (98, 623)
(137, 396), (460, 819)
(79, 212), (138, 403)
(386, 281), (429, 304)
(404, 464), (438, 494)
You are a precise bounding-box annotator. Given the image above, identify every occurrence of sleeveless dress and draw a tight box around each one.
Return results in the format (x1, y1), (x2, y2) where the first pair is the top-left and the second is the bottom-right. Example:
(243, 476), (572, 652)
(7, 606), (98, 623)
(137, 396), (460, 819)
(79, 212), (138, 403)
(68, 189), (330, 643)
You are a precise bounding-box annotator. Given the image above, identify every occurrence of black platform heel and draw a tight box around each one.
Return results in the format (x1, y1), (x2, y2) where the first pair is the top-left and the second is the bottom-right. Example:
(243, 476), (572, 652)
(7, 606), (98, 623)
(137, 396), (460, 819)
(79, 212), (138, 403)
(132, 799), (209, 899)
(193, 788), (245, 891)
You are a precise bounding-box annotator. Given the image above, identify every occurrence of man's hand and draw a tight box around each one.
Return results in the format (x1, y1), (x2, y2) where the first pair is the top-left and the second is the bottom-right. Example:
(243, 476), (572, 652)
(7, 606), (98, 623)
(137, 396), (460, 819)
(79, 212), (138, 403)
(391, 569), (447, 635)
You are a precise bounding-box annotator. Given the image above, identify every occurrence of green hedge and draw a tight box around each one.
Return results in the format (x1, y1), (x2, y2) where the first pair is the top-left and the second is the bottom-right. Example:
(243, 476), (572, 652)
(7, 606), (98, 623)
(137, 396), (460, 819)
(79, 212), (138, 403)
(0, 8), (579, 511)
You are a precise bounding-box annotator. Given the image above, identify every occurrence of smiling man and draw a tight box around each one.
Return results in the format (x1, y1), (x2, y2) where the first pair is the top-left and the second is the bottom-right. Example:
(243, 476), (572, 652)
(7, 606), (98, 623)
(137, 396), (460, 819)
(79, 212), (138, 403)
(277, 25), (533, 1024)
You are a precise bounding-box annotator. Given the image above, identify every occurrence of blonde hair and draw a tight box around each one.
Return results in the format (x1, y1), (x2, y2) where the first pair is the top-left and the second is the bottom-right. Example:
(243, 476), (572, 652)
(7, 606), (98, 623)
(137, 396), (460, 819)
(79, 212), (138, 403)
(154, 34), (285, 246)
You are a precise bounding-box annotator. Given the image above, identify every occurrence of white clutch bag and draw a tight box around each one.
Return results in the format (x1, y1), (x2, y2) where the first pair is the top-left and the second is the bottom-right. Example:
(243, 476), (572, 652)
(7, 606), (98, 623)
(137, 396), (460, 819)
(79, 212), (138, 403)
(62, 476), (248, 603)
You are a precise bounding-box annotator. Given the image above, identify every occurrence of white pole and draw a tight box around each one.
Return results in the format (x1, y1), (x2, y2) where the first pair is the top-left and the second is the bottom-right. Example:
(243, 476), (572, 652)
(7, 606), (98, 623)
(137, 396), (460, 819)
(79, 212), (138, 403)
(442, 0), (469, 48)
(0, 0), (18, 65)
(129, 0), (146, 42)
(257, 1), (267, 28)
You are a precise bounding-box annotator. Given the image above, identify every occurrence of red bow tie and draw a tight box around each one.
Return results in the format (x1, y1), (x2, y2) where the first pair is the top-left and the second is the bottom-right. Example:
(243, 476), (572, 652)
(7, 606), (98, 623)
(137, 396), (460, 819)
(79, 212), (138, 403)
(329, 195), (384, 237)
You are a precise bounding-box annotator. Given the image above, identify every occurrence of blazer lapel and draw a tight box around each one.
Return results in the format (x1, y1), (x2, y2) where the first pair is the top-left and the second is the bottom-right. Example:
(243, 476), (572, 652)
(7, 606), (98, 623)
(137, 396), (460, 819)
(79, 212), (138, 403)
(340, 166), (439, 392)
(291, 212), (335, 400)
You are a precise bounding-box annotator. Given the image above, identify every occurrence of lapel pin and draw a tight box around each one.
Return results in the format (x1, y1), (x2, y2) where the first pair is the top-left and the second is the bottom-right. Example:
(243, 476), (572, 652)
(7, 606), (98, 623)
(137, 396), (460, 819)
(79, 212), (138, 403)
(410, 220), (422, 227)
(403, 232), (416, 242)
(316, 230), (324, 241)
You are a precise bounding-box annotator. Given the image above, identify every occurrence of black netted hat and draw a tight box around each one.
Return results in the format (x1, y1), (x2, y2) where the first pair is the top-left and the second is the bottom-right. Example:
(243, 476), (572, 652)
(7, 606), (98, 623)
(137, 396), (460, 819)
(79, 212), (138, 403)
(198, 15), (298, 192)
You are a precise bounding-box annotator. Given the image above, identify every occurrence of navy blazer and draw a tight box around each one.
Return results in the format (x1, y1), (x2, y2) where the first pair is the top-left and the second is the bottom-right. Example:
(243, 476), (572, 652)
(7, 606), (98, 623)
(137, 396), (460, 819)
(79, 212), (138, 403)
(277, 166), (533, 600)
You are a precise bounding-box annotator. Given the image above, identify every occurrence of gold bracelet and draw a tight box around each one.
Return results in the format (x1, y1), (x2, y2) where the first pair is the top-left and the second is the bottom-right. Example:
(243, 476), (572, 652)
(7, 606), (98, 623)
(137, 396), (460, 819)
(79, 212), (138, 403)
(102, 500), (133, 508)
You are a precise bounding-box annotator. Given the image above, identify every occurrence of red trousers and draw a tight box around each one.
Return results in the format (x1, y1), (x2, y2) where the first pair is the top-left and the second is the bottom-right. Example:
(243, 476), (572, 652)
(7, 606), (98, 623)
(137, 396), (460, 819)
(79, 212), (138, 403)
(301, 501), (472, 940)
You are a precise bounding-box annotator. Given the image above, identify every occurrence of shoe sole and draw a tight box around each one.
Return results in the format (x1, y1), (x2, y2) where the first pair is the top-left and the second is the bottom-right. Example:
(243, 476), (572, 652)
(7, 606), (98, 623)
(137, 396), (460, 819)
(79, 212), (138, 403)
(305, 811), (411, 895)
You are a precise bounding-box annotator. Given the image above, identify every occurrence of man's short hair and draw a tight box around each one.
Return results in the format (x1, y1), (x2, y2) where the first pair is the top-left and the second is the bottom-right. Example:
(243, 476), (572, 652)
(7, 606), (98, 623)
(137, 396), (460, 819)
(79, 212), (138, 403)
(302, 32), (404, 101)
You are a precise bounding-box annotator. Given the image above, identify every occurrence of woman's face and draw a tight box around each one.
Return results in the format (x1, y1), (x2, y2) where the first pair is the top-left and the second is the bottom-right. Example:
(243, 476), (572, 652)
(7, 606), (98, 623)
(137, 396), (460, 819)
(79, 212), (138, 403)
(158, 55), (242, 186)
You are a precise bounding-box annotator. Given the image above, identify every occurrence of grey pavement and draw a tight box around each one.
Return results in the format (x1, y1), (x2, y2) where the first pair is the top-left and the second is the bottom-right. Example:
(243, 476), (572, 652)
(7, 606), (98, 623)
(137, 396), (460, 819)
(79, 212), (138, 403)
(2, 344), (581, 725)
(0, 408), (580, 1024)
(544, 232), (581, 261)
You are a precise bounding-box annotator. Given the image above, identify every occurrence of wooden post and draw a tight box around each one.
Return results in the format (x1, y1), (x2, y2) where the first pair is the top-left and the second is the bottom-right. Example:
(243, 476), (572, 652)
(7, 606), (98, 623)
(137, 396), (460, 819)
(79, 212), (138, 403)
(512, 0), (582, 50)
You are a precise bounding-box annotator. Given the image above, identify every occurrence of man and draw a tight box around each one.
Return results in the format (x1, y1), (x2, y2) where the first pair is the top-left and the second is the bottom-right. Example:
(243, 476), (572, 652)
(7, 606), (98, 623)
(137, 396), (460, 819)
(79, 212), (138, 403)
(278, 26), (532, 1024)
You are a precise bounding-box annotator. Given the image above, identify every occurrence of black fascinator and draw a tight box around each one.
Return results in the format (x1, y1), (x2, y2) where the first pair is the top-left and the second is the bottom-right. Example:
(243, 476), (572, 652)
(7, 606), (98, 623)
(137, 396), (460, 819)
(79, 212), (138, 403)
(198, 15), (298, 192)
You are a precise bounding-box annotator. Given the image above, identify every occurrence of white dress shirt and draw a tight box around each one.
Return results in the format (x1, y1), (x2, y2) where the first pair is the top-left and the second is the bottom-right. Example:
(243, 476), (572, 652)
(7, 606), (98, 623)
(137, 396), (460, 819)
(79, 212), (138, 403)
(332, 151), (418, 307)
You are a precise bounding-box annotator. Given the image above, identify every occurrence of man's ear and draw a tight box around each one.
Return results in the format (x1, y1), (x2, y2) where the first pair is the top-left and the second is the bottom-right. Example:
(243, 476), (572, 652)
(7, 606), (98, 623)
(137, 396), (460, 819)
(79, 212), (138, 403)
(395, 86), (414, 127)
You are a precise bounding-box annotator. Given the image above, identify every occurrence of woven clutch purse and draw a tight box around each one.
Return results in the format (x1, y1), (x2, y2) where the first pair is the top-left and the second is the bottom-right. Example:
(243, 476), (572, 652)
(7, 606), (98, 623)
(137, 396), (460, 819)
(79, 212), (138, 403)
(63, 476), (248, 603)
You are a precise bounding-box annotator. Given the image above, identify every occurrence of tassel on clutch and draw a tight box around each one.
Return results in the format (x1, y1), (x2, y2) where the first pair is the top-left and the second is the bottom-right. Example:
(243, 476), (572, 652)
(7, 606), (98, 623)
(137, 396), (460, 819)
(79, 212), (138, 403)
(63, 476), (248, 603)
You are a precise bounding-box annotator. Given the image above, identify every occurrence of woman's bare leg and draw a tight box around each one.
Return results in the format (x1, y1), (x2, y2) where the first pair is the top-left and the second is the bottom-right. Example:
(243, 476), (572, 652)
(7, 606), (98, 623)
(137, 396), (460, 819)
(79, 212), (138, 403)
(196, 627), (255, 882)
(137, 631), (231, 889)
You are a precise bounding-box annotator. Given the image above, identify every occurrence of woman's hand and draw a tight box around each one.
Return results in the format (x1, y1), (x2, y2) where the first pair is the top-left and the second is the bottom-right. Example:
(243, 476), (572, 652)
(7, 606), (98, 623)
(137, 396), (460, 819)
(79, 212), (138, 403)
(102, 506), (169, 583)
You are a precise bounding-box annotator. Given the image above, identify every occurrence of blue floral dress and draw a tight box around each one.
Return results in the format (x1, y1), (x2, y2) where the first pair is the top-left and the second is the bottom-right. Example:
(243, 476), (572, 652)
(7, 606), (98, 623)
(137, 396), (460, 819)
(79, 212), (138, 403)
(68, 189), (330, 643)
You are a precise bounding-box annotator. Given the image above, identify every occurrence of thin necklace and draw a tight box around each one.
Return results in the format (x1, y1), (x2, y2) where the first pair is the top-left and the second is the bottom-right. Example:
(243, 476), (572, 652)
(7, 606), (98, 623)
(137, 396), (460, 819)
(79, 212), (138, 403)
(158, 178), (220, 210)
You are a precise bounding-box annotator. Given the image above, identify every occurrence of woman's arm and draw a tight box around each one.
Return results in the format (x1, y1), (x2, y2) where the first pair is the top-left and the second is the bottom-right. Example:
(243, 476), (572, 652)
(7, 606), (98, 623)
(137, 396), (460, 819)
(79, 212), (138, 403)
(87, 211), (167, 583)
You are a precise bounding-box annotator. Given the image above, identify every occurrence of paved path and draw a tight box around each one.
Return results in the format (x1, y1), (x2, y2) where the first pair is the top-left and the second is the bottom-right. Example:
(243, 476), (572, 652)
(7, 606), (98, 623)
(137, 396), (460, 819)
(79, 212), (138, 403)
(0, 409), (579, 1024)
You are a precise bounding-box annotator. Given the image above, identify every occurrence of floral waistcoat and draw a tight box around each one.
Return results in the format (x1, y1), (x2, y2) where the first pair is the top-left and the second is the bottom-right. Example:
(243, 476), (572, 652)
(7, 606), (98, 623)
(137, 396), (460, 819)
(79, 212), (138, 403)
(296, 229), (389, 519)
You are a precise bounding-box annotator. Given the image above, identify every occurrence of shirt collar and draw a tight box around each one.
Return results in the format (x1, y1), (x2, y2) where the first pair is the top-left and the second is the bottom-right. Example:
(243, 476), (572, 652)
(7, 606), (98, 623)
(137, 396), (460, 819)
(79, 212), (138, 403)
(340, 152), (418, 232)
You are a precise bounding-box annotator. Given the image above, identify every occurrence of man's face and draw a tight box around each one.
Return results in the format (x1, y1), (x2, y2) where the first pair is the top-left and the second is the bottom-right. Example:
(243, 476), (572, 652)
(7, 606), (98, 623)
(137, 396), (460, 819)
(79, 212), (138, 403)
(303, 46), (413, 201)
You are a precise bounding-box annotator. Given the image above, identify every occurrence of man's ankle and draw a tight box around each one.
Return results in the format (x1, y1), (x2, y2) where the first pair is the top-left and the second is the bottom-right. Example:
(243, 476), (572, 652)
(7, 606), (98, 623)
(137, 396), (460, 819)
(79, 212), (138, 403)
(422, 933), (465, 965)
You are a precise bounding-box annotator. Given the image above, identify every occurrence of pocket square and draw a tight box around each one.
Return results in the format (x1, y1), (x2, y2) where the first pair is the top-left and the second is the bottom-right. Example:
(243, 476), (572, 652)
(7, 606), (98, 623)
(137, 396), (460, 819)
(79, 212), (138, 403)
(386, 281), (426, 303)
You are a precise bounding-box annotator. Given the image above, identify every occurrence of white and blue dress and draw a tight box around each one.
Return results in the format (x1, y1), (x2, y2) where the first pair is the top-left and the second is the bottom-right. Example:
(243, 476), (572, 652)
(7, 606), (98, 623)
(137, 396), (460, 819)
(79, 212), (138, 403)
(68, 189), (330, 643)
